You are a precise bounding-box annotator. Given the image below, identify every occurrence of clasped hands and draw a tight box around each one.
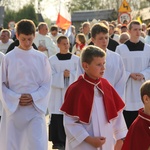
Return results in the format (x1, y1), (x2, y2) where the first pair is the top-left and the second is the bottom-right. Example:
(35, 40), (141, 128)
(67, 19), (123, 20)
(130, 73), (144, 81)
(19, 94), (33, 106)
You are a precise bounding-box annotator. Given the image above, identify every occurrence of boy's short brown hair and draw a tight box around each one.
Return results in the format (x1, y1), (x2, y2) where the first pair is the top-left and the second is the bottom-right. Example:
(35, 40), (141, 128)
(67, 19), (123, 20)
(140, 80), (150, 102)
(16, 19), (36, 36)
(57, 35), (69, 44)
(81, 45), (106, 64)
(91, 23), (108, 38)
(128, 20), (141, 30)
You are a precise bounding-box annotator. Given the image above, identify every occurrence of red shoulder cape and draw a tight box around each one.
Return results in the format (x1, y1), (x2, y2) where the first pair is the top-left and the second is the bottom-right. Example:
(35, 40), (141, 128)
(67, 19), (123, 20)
(60, 73), (125, 123)
(122, 108), (150, 150)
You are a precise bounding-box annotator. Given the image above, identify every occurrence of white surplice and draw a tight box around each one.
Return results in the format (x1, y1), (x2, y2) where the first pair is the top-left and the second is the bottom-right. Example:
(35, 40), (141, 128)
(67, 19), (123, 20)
(64, 87), (127, 150)
(48, 54), (79, 115)
(77, 49), (126, 100)
(116, 44), (150, 111)
(0, 47), (51, 150)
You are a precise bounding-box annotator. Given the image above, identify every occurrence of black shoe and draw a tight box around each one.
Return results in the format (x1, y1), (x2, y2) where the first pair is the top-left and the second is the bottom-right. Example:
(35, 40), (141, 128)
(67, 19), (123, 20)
(52, 144), (65, 149)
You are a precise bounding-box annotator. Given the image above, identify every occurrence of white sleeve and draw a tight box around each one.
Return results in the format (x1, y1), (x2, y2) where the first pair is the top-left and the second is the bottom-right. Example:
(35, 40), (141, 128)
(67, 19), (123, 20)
(64, 114), (89, 148)
(112, 111), (128, 140)
(0, 58), (21, 115)
(113, 56), (126, 100)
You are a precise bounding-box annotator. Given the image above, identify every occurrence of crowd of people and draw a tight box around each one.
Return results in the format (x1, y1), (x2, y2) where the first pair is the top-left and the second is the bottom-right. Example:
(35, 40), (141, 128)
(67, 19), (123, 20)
(0, 18), (150, 150)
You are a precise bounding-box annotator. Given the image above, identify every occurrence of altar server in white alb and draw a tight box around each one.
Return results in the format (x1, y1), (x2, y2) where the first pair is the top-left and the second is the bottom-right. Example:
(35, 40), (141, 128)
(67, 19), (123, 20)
(0, 19), (51, 150)
(61, 45), (127, 150)
(116, 20), (150, 129)
(48, 35), (79, 149)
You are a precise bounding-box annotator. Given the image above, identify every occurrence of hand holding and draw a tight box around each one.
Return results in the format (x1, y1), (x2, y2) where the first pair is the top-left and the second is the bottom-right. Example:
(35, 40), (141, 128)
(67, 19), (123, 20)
(19, 94), (33, 106)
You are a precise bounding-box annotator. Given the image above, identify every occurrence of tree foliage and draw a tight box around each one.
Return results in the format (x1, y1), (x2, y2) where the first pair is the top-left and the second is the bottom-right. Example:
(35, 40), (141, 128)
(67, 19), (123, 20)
(3, 10), (16, 28)
(3, 4), (38, 28)
(67, 0), (101, 12)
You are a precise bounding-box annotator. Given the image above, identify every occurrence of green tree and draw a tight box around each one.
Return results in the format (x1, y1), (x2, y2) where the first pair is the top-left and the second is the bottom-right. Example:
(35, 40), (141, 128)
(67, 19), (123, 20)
(3, 4), (38, 28)
(16, 4), (38, 25)
(3, 9), (16, 28)
(67, 0), (101, 12)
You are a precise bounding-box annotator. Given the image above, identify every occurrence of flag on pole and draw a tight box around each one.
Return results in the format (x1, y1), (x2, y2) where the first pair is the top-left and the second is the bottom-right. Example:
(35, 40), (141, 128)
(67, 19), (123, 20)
(56, 1), (71, 30)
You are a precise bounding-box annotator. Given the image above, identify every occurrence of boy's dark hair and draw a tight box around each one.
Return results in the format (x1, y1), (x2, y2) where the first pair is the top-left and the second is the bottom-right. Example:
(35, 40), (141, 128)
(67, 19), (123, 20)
(57, 35), (68, 44)
(50, 25), (58, 32)
(121, 24), (127, 29)
(140, 80), (150, 102)
(128, 20), (141, 30)
(91, 23), (108, 38)
(81, 45), (106, 64)
(16, 19), (36, 36)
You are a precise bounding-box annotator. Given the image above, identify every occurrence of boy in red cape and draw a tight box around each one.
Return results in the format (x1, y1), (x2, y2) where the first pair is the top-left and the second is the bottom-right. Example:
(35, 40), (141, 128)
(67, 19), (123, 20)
(60, 45), (127, 150)
(122, 80), (150, 150)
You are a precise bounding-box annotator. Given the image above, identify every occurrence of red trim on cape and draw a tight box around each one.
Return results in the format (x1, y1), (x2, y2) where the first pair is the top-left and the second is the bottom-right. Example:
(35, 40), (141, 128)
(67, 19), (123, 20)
(60, 73), (125, 123)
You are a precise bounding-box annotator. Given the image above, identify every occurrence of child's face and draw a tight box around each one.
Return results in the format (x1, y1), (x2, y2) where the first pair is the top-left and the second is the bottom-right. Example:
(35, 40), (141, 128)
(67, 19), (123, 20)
(57, 39), (70, 53)
(83, 56), (106, 80)
(92, 32), (109, 51)
(16, 33), (35, 50)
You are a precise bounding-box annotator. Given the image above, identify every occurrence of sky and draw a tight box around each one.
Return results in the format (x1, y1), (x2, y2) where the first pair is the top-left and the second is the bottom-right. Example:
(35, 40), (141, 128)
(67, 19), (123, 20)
(39, 0), (70, 21)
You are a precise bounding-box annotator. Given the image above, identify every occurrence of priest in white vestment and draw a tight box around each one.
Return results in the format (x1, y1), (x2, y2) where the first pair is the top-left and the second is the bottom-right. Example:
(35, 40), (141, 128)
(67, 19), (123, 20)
(33, 22), (58, 57)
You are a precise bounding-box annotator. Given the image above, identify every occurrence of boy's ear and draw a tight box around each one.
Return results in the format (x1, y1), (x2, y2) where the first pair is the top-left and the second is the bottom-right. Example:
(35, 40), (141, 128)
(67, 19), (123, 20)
(143, 95), (150, 103)
(82, 62), (89, 71)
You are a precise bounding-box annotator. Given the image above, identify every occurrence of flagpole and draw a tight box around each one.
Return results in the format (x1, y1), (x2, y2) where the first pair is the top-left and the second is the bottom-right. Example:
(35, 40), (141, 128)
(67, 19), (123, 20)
(58, 0), (61, 15)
